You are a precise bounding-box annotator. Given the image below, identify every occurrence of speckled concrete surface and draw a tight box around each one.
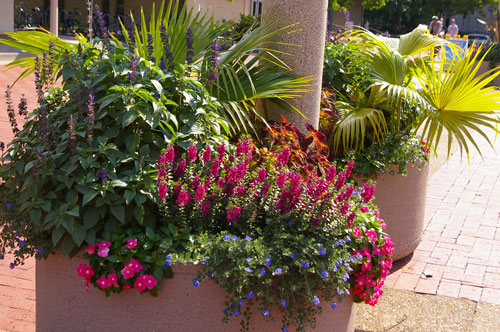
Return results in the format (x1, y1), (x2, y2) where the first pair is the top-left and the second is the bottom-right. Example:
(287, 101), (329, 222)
(355, 288), (500, 332)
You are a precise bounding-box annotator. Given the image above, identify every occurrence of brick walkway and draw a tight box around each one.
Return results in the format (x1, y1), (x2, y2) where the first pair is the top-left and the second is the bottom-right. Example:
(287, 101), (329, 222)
(1, 65), (500, 331)
(386, 131), (500, 304)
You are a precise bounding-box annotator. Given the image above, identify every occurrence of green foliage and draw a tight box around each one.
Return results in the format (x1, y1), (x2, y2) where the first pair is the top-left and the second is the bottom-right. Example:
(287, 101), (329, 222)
(0, 39), (228, 264)
(342, 133), (431, 178)
(478, 43), (500, 67)
(365, 0), (498, 34)
(233, 14), (260, 40)
(329, 0), (387, 12)
(321, 26), (500, 171)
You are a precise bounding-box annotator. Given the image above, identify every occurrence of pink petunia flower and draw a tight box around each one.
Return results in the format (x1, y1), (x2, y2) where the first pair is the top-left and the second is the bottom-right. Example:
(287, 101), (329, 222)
(144, 275), (158, 290)
(76, 264), (95, 279)
(86, 243), (97, 255)
(120, 265), (135, 279)
(97, 241), (112, 258)
(128, 258), (143, 273)
(96, 275), (111, 290)
(352, 227), (362, 238)
(365, 230), (378, 242)
(125, 238), (137, 249)
(134, 275), (147, 292)
(107, 271), (118, 287)
(122, 284), (131, 290)
(359, 206), (369, 212)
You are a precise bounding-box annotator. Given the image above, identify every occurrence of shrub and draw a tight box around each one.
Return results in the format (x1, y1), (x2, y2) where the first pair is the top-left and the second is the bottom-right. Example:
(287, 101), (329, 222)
(0, 38), (228, 265)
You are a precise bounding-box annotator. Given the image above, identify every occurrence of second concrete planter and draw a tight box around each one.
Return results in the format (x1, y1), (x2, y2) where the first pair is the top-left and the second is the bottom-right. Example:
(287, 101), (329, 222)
(361, 164), (429, 261)
(37, 252), (356, 332)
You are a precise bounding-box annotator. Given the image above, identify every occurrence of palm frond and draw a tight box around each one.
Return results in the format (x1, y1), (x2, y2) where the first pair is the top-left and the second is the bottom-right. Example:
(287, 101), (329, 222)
(416, 47), (500, 158)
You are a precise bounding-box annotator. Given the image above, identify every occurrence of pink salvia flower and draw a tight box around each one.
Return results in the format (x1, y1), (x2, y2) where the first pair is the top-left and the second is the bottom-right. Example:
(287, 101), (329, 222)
(201, 200), (211, 215)
(217, 144), (226, 159)
(227, 206), (242, 223)
(276, 148), (290, 166)
(176, 190), (191, 206)
(257, 168), (266, 183)
(202, 145), (212, 163)
(164, 146), (175, 162)
(195, 185), (206, 202)
(187, 145), (197, 162)
(174, 160), (187, 179)
(125, 238), (137, 249)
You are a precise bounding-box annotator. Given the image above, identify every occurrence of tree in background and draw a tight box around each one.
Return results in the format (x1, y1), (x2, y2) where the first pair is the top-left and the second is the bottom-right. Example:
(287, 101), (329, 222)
(365, 0), (498, 34)
(329, 0), (387, 11)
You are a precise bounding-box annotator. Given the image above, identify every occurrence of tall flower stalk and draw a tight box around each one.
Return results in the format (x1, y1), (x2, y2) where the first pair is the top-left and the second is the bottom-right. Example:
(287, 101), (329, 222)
(185, 27), (194, 64)
(5, 86), (19, 134)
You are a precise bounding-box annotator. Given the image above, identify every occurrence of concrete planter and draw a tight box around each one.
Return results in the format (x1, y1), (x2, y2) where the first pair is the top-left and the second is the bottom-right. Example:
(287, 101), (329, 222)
(358, 164), (429, 261)
(475, 61), (500, 87)
(37, 252), (356, 332)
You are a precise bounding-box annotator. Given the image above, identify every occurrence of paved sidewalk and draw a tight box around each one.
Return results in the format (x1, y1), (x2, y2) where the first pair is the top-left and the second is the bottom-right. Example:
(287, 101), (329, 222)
(386, 132), (500, 304)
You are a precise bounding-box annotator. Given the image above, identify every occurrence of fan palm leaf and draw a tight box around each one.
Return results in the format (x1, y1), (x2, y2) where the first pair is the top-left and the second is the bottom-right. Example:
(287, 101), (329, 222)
(415, 47), (500, 158)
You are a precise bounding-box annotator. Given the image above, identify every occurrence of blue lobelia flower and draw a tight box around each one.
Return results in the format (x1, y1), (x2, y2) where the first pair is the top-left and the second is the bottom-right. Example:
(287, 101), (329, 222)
(281, 299), (286, 307)
(248, 291), (254, 299)
(246, 257), (253, 262)
(223, 235), (230, 241)
(319, 249), (326, 256)
(244, 267), (252, 273)
(321, 271), (329, 279)
(262, 310), (269, 316)
(302, 261), (309, 268)
(274, 268), (282, 275)
(290, 253), (295, 259)
(193, 280), (200, 288)
(265, 259), (271, 267)
(232, 235), (238, 241)
(313, 296), (320, 306)
(331, 302), (337, 310)
(260, 268), (266, 276)
(244, 236), (252, 241)
(239, 299), (245, 307)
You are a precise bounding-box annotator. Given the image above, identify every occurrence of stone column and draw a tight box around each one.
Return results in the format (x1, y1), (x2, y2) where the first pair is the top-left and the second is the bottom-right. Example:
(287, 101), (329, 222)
(50, 0), (58, 36)
(0, 0), (14, 32)
(261, 0), (328, 131)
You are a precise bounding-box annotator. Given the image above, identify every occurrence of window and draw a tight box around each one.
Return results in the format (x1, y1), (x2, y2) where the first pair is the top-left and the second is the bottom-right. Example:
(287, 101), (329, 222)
(252, 0), (262, 17)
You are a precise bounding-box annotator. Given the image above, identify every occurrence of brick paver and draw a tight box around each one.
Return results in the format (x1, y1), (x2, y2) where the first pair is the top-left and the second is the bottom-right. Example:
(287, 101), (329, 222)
(1, 64), (500, 330)
(389, 128), (500, 305)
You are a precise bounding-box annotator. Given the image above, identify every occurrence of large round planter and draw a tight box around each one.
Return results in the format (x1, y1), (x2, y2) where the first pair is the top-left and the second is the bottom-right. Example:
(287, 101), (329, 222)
(360, 164), (429, 261)
(37, 252), (356, 331)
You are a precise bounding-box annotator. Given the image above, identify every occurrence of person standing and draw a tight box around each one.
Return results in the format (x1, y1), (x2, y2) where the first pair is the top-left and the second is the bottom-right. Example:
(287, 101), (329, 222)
(448, 18), (459, 38)
(428, 16), (443, 36)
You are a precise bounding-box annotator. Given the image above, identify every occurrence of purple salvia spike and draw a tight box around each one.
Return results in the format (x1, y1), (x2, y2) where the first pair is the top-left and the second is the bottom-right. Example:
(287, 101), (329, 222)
(5, 86), (19, 134)
(86, 89), (95, 143)
(67, 114), (77, 155)
(186, 27), (194, 64)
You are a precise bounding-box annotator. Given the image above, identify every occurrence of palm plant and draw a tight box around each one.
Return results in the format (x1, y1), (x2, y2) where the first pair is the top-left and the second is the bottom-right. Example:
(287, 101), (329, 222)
(328, 25), (500, 158)
(0, 0), (311, 137)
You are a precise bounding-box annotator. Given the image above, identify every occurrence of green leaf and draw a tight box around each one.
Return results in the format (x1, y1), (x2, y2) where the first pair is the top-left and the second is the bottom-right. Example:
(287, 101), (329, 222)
(168, 223), (177, 236)
(134, 193), (147, 205)
(153, 265), (163, 281)
(134, 205), (144, 224)
(40, 200), (52, 212)
(107, 255), (120, 263)
(146, 226), (155, 239)
(61, 236), (76, 255)
(65, 205), (80, 217)
(82, 188), (98, 206)
(110, 205), (125, 223)
(124, 190), (136, 205)
(151, 79), (163, 94)
(83, 208), (100, 230)
(72, 224), (86, 247)
(30, 208), (42, 225)
(122, 110), (139, 128)
(51, 227), (65, 247)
